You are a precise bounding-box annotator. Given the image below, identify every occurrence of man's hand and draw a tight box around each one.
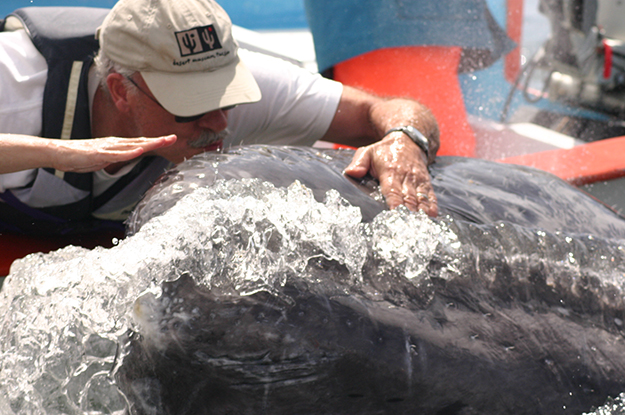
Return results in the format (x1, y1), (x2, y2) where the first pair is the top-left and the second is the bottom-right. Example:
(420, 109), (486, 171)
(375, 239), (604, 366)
(320, 85), (439, 216)
(0, 134), (177, 175)
(343, 133), (438, 217)
(51, 135), (177, 173)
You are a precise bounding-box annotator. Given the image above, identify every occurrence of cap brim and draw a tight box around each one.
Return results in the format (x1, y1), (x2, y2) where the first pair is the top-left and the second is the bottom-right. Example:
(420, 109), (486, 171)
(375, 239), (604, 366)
(141, 56), (261, 117)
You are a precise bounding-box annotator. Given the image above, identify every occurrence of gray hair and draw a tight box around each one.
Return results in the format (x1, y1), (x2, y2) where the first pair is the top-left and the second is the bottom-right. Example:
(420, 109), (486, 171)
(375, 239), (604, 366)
(93, 49), (138, 93)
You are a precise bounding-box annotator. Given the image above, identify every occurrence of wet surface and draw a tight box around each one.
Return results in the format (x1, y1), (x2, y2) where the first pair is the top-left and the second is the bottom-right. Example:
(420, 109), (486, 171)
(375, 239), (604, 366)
(2, 146), (625, 415)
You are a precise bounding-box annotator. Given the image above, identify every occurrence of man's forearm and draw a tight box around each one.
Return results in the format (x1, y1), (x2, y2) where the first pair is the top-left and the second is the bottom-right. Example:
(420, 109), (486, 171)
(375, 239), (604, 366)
(368, 97), (439, 164)
(321, 86), (440, 163)
(326, 85), (440, 216)
(0, 133), (177, 175)
(0, 134), (57, 174)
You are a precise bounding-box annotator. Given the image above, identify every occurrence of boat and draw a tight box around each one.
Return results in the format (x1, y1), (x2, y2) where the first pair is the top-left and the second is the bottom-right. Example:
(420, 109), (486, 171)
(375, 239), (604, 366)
(1, 0), (624, 278)
(304, 0), (625, 207)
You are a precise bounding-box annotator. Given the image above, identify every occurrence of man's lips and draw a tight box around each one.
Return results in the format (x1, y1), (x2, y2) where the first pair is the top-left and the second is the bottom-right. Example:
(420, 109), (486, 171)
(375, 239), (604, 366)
(201, 141), (223, 152)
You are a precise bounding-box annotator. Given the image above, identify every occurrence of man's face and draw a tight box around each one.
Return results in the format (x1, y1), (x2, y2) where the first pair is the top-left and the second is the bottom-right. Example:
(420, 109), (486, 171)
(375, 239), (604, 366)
(127, 75), (232, 164)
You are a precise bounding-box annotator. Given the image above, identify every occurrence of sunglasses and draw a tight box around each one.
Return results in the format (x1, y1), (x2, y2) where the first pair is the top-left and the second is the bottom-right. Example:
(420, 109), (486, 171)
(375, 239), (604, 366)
(124, 76), (236, 123)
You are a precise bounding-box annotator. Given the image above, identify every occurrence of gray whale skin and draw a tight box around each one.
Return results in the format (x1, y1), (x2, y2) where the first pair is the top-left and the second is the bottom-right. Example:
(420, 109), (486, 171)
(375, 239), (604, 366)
(120, 146), (625, 415)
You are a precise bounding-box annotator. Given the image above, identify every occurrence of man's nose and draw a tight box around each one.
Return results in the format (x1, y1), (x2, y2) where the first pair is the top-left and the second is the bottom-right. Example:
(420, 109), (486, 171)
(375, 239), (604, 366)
(196, 108), (229, 131)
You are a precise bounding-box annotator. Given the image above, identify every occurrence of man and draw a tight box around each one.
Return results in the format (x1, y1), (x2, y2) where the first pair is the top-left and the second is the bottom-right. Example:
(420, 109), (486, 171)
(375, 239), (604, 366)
(0, 0), (439, 235)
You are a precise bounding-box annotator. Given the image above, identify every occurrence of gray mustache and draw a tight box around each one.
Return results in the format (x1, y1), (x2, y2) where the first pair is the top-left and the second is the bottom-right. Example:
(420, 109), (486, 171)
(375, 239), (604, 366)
(188, 129), (230, 148)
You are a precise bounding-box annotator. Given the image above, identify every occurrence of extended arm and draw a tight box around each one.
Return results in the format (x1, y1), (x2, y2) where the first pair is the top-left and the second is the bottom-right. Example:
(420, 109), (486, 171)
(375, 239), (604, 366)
(321, 85), (440, 216)
(0, 134), (177, 174)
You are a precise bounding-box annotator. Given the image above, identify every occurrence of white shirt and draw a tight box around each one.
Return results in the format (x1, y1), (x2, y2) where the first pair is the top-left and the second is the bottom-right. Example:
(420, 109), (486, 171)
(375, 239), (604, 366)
(0, 29), (343, 195)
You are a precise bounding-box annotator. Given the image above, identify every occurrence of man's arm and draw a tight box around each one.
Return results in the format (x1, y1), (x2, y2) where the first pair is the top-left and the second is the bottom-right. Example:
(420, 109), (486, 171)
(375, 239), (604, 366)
(0, 134), (177, 174)
(321, 85), (440, 216)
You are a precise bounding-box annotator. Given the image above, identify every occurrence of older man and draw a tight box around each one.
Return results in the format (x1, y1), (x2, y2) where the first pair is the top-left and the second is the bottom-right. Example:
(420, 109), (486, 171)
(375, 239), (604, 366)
(0, 0), (439, 235)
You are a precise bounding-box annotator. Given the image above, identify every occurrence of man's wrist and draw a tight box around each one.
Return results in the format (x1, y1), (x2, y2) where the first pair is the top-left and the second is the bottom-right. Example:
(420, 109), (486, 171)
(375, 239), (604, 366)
(384, 126), (430, 162)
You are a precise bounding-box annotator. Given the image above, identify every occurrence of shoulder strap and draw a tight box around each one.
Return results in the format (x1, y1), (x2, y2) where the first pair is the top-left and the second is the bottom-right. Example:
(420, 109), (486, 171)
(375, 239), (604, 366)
(9, 7), (109, 62)
(9, 7), (109, 140)
(10, 7), (109, 190)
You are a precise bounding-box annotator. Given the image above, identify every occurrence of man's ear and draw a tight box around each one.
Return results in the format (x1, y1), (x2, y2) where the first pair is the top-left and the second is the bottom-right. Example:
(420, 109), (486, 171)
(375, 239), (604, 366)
(106, 73), (131, 113)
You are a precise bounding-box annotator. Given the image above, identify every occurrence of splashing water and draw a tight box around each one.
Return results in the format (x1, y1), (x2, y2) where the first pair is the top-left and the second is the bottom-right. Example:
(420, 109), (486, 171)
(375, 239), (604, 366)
(586, 393), (625, 415)
(0, 179), (456, 415)
(2, 165), (625, 414)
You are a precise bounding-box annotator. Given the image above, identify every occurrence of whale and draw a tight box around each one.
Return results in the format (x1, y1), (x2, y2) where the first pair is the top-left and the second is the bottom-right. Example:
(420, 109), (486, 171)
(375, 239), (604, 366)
(1, 146), (625, 415)
(115, 146), (625, 415)
(129, 145), (625, 237)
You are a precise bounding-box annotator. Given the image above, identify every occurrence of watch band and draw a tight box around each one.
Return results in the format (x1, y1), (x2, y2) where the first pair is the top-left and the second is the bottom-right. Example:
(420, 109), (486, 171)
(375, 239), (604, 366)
(385, 126), (430, 161)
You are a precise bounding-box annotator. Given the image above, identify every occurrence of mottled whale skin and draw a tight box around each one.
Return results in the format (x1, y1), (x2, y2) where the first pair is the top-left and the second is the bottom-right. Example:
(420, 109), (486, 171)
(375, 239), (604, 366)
(119, 146), (625, 415)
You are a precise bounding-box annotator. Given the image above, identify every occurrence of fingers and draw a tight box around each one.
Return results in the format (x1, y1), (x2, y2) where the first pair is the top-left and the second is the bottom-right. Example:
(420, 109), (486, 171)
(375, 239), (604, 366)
(410, 187), (438, 217)
(106, 135), (178, 162)
(343, 146), (372, 179)
(377, 170), (437, 217)
(399, 173), (438, 216)
(349, 140), (438, 217)
(55, 135), (177, 173)
(99, 135), (177, 156)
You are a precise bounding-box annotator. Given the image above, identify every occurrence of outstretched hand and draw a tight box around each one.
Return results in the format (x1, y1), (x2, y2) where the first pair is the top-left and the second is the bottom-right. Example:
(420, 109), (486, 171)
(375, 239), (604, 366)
(343, 134), (438, 217)
(51, 135), (177, 173)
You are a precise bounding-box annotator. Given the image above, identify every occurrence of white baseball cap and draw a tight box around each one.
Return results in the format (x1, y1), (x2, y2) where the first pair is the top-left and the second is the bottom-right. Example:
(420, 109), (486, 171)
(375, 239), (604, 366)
(98, 0), (261, 117)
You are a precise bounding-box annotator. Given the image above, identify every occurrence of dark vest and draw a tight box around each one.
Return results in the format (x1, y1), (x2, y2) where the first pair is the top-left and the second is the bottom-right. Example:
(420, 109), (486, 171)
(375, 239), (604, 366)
(0, 7), (170, 235)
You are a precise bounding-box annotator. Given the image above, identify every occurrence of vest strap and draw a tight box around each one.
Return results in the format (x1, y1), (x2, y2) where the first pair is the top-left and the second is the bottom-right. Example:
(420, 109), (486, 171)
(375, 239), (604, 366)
(55, 60), (84, 180)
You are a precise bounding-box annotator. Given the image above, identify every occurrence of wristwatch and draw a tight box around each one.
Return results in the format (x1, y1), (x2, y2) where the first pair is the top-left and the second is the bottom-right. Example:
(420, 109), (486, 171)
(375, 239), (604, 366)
(385, 126), (430, 161)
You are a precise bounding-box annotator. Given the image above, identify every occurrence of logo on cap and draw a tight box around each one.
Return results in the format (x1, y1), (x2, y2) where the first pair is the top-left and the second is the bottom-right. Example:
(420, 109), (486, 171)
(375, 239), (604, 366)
(176, 25), (223, 57)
